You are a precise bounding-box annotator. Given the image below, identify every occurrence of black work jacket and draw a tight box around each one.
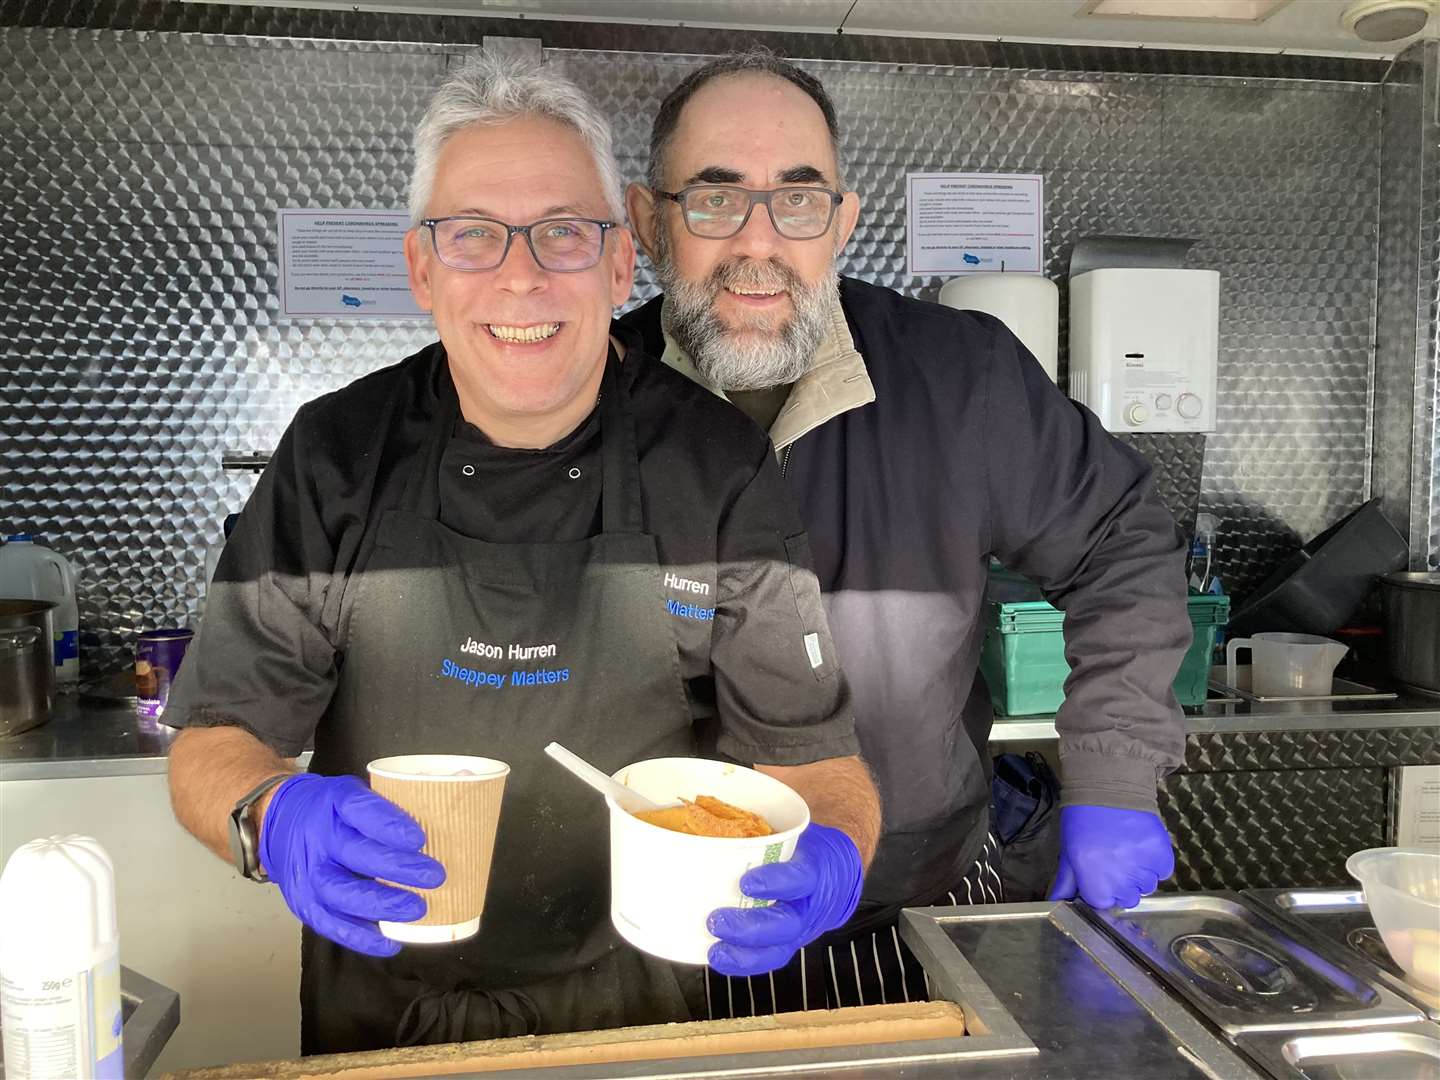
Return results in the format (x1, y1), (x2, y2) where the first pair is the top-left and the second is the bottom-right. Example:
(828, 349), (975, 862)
(625, 278), (1190, 920)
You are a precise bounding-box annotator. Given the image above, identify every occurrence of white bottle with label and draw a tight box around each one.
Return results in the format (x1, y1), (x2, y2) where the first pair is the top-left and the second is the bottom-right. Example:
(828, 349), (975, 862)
(0, 836), (123, 1080)
(0, 534), (80, 688)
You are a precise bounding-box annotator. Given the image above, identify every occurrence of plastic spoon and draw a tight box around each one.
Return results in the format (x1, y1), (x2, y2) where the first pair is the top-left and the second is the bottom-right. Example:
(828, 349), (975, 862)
(543, 742), (674, 814)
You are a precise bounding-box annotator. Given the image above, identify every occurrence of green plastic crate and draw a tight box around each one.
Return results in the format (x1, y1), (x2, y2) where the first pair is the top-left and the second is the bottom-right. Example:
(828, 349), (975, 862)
(979, 592), (1230, 716)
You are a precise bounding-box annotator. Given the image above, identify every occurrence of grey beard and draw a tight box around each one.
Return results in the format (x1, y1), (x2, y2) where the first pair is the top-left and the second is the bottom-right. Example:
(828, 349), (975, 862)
(653, 224), (839, 393)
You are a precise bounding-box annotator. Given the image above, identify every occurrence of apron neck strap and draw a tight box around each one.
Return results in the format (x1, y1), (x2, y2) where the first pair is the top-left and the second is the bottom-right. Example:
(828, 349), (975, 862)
(400, 362), (457, 517)
(599, 353), (642, 535)
(403, 349), (643, 535)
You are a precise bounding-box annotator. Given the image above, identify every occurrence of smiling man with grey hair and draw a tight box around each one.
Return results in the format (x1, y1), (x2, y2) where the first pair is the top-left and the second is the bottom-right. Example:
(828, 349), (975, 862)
(166, 49), (880, 1055)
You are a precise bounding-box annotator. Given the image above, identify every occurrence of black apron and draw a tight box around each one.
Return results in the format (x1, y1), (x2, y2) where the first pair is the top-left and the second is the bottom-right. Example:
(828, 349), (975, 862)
(299, 355), (705, 1054)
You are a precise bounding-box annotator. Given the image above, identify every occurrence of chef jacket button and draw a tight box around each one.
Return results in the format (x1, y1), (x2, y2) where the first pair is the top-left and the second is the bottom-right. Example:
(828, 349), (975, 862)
(568, 467), (582, 479)
(462, 464), (475, 477)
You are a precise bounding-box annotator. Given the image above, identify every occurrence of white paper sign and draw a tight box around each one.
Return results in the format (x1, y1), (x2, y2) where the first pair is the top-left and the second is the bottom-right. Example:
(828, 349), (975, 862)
(906, 173), (1044, 277)
(1397, 765), (1440, 848)
(277, 209), (427, 319)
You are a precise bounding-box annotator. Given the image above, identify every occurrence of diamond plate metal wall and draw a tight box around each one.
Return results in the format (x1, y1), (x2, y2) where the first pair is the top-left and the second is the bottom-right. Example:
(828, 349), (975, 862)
(1376, 40), (1440, 573)
(0, 21), (1396, 668)
(564, 49), (1383, 594)
(0, 28), (445, 665)
(1161, 725), (1440, 891)
(1182, 723), (1440, 774)
(1160, 767), (1389, 891)
(1426, 44), (1440, 572)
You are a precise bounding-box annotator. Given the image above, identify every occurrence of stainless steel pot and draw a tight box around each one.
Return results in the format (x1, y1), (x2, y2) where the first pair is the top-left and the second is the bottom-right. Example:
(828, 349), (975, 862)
(0, 598), (55, 737)
(1379, 572), (1440, 696)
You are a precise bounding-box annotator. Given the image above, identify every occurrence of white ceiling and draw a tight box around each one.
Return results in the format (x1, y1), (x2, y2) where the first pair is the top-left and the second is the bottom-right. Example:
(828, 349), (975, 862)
(198, 0), (1439, 57)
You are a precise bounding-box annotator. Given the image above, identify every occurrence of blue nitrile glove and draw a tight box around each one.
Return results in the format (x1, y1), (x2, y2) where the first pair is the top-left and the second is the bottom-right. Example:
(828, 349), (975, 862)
(259, 774), (446, 958)
(706, 823), (863, 977)
(1047, 804), (1175, 910)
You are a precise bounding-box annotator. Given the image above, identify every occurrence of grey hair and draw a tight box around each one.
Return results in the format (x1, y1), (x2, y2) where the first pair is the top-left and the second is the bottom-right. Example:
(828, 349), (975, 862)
(408, 50), (625, 226)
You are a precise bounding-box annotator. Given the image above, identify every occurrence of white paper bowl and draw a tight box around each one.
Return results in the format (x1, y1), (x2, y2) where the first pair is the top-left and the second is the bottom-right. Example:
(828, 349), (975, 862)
(606, 757), (810, 966)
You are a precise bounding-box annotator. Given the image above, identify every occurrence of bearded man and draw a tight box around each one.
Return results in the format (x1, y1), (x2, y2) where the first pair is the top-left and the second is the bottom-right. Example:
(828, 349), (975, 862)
(623, 50), (1190, 1016)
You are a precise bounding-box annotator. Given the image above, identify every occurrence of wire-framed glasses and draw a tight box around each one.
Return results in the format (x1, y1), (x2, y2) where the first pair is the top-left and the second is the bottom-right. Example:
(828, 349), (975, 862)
(420, 216), (619, 272)
(655, 186), (843, 241)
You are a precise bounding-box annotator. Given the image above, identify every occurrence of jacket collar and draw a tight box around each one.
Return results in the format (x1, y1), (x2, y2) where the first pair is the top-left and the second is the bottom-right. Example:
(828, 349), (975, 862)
(657, 288), (875, 452)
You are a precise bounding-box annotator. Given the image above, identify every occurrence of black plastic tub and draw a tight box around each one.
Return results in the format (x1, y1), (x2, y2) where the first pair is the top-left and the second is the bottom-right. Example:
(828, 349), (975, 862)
(1229, 498), (1409, 637)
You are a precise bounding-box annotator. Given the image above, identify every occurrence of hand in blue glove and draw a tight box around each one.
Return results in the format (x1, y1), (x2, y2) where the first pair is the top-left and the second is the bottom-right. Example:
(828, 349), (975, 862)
(1047, 804), (1174, 910)
(259, 774), (446, 957)
(706, 823), (863, 977)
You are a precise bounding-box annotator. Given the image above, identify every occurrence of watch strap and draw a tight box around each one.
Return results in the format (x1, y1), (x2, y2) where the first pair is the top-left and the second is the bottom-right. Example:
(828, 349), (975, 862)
(230, 772), (294, 882)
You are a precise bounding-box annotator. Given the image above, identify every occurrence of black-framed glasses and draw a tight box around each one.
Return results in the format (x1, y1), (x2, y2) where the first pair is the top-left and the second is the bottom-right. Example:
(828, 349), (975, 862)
(656, 185), (843, 241)
(420, 216), (620, 272)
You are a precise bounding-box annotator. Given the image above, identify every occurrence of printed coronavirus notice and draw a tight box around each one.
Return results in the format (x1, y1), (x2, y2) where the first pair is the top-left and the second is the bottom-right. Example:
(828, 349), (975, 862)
(906, 173), (1044, 277)
(278, 209), (427, 319)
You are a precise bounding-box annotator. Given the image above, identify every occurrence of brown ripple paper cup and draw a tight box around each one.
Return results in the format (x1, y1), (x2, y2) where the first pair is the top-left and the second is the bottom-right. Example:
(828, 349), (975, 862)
(367, 754), (509, 945)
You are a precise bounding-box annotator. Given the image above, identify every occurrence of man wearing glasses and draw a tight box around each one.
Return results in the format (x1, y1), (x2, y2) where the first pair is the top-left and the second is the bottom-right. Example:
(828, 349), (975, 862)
(624, 51), (1189, 1015)
(166, 52), (879, 1054)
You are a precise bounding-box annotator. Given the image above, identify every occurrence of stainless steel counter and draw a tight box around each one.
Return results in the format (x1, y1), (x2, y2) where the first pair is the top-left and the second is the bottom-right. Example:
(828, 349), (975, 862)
(3, 689), (1438, 781)
(268, 900), (1434, 1080)
(0, 694), (190, 780)
(989, 684), (1440, 743)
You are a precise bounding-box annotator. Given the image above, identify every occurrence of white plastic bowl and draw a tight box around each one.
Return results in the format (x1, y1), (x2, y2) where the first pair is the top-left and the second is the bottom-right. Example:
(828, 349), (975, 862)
(1346, 847), (1440, 991)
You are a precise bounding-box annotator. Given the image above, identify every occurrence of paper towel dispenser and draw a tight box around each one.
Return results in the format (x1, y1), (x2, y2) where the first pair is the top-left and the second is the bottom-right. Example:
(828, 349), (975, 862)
(938, 274), (1059, 384)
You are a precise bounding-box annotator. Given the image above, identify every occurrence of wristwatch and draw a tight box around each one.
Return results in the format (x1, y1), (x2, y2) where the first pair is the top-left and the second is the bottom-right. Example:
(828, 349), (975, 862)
(228, 773), (293, 882)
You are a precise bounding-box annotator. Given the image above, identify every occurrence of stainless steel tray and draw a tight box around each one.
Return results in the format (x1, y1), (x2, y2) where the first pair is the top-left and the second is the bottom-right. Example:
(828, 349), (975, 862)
(1085, 893), (1424, 1035)
(1246, 888), (1440, 1022)
(1236, 1022), (1440, 1079)
(1209, 666), (1398, 704)
(902, 902), (1258, 1078)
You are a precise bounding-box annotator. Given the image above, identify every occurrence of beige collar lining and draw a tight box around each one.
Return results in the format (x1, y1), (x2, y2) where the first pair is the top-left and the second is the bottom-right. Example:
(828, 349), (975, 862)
(658, 290), (875, 452)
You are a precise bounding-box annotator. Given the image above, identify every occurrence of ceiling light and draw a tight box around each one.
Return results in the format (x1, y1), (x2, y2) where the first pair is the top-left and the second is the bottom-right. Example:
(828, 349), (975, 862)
(1080, 0), (1292, 21)
(1341, 0), (1434, 41)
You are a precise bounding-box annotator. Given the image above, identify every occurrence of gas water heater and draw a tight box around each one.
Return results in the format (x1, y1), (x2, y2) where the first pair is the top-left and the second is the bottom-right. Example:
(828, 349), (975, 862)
(1069, 267), (1219, 434)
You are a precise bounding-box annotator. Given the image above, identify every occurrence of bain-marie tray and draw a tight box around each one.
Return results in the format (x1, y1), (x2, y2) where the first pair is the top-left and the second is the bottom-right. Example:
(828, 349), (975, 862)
(1083, 894), (1424, 1036)
(1235, 1023), (1440, 1080)
(1246, 888), (1440, 1022)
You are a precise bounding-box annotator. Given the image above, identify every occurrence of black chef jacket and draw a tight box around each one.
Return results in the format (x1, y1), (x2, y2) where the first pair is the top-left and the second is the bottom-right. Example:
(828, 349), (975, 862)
(166, 323), (860, 768)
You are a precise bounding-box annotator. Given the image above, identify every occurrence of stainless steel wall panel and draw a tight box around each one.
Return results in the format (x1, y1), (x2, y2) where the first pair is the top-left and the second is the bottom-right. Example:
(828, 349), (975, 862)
(1375, 41), (1440, 573)
(0, 23), (1403, 666)
(1, 28), (443, 665)
(1151, 81), (1381, 591)
(1376, 50), (1426, 559)
(1117, 433), (1207, 534)
(1424, 43), (1440, 572)
(1, 29), (439, 149)
(1181, 725), (1440, 774)
(1163, 725), (1440, 891)
(1160, 767), (1389, 891)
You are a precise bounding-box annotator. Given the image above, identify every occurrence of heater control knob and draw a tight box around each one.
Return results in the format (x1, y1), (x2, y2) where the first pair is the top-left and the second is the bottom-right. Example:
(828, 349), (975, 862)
(1155, 393), (1173, 410)
(1176, 393), (1203, 420)
(1124, 403), (1150, 427)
